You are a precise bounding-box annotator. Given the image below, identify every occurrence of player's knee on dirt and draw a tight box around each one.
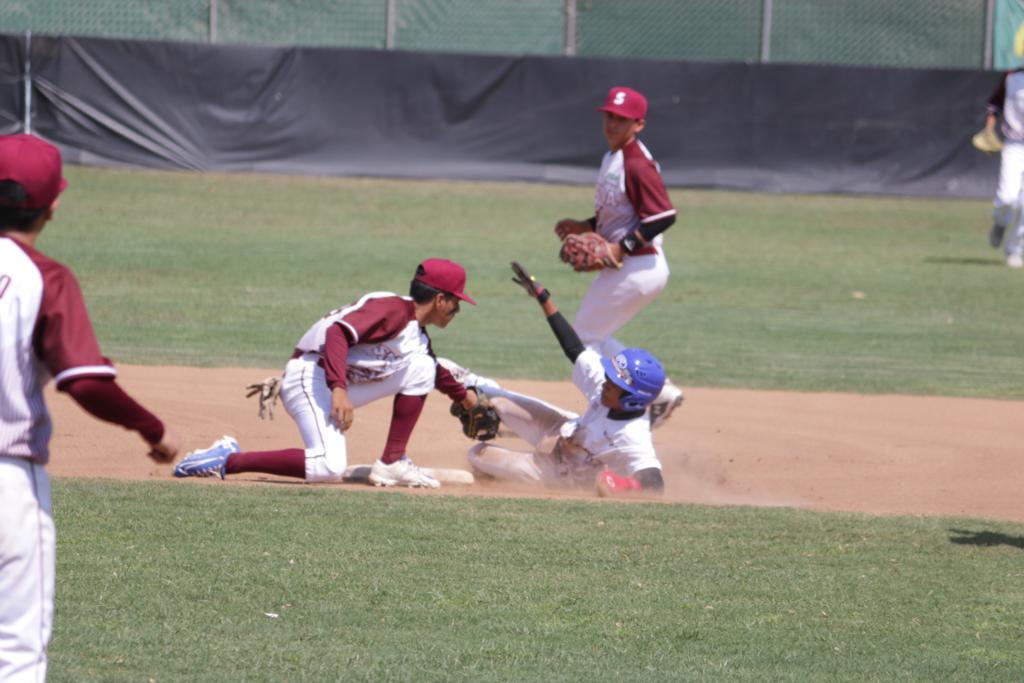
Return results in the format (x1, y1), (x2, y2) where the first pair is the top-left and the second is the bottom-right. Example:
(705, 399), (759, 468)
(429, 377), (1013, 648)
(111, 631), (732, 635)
(635, 467), (664, 492)
(467, 442), (487, 469)
(467, 442), (544, 483)
(305, 447), (348, 482)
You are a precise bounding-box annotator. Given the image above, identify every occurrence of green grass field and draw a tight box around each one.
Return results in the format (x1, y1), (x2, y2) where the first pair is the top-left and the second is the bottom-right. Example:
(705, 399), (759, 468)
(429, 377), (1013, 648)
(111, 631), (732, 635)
(45, 166), (1020, 398)
(52, 480), (1024, 682)
(37, 168), (1024, 681)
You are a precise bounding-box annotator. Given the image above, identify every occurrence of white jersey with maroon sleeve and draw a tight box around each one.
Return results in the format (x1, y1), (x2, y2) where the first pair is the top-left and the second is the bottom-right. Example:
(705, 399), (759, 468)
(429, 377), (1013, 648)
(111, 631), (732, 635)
(0, 237), (116, 463)
(464, 351), (661, 486)
(593, 139), (676, 244)
(989, 70), (1024, 143)
(293, 292), (430, 384)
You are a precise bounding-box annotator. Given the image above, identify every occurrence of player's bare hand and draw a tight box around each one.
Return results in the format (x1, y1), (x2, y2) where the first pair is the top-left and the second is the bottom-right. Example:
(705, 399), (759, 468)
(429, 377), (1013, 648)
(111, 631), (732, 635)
(330, 387), (355, 431)
(555, 219), (589, 240)
(147, 428), (180, 464)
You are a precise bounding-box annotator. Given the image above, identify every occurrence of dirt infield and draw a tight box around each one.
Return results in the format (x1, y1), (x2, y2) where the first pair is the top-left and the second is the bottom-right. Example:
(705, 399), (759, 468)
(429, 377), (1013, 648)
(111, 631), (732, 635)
(45, 365), (1024, 522)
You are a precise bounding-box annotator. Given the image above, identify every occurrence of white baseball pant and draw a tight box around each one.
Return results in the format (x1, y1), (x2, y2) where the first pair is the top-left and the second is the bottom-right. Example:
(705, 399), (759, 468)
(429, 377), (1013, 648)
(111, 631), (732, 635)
(465, 384), (594, 489)
(572, 249), (670, 357)
(280, 353), (436, 482)
(0, 457), (54, 683)
(993, 141), (1024, 257)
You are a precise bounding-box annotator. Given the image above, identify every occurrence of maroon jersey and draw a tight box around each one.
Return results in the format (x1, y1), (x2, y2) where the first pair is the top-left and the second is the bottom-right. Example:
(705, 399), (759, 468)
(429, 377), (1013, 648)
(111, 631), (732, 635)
(594, 139), (676, 244)
(0, 237), (115, 461)
(293, 292), (467, 401)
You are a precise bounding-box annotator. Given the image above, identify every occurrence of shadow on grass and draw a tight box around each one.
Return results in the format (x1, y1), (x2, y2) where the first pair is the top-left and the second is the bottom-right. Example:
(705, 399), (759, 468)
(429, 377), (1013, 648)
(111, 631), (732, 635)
(948, 528), (1024, 550)
(923, 257), (1004, 267)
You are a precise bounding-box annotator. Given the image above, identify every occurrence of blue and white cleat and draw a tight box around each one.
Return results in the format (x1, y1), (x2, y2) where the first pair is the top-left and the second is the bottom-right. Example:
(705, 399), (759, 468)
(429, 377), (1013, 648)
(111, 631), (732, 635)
(173, 435), (239, 479)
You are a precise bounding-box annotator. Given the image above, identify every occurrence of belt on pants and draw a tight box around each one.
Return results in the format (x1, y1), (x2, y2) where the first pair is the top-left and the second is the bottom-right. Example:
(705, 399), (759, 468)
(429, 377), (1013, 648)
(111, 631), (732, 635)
(292, 349), (325, 368)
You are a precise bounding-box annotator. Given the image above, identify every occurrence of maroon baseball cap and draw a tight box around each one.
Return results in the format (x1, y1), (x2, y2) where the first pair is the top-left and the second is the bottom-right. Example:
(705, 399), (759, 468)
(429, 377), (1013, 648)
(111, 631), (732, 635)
(415, 258), (476, 305)
(0, 134), (68, 210)
(597, 86), (648, 120)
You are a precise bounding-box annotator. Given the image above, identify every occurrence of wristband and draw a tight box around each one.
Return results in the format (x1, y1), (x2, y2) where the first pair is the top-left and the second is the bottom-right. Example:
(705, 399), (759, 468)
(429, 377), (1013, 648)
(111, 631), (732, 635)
(537, 289), (551, 304)
(620, 232), (641, 255)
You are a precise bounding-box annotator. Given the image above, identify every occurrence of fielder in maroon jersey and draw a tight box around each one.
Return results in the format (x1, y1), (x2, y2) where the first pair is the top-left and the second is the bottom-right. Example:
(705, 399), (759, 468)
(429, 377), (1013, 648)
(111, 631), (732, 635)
(174, 258), (480, 488)
(0, 134), (179, 681)
(554, 86), (684, 428)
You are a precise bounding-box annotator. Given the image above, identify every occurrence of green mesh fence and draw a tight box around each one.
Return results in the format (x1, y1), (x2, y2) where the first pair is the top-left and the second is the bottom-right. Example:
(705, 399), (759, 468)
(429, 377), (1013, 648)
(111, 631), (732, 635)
(393, 0), (564, 55)
(217, 0), (386, 49)
(575, 0), (762, 62)
(769, 0), (987, 69)
(0, 0), (209, 42)
(0, 0), (997, 69)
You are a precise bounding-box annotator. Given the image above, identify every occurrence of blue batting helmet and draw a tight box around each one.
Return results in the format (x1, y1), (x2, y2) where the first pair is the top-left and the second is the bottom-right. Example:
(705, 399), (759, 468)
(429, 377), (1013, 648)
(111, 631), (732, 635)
(600, 348), (666, 411)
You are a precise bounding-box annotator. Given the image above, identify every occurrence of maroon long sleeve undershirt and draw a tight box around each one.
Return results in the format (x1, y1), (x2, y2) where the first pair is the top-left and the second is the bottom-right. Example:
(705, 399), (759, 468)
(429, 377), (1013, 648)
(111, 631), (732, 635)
(323, 323), (351, 391)
(61, 376), (164, 444)
(433, 362), (468, 403)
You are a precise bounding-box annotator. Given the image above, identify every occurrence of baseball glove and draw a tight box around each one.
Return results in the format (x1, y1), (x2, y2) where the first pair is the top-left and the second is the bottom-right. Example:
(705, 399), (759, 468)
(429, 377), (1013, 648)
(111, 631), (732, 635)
(450, 388), (501, 441)
(511, 260), (544, 298)
(972, 127), (1003, 154)
(246, 376), (282, 420)
(559, 231), (622, 272)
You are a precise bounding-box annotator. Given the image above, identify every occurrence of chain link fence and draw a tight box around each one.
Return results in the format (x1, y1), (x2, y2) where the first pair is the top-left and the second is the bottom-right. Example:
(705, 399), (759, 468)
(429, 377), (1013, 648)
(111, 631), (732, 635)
(216, 0), (386, 49)
(576, 0), (763, 62)
(0, 0), (1001, 69)
(769, 0), (989, 69)
(393, 0), (564, 55)
(2, 0), (210, 42)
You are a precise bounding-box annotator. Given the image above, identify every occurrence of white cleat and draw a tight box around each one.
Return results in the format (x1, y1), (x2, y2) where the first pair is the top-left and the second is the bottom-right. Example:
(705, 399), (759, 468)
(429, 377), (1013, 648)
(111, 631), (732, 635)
(368, 455), (440, 488)
(648, 380), (684, 430)
(1008, 253), (1024, 269)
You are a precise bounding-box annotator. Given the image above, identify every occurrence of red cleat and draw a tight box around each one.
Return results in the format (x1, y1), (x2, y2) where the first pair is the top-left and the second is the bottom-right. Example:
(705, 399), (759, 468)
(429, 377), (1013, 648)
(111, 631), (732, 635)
(595, 470), (643, 497)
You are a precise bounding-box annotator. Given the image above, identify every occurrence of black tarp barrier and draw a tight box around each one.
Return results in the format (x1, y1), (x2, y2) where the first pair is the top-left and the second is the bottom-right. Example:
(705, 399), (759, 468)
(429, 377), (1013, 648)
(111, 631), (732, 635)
(0, 33), (1004, 198)
(0, 34), (24, 135)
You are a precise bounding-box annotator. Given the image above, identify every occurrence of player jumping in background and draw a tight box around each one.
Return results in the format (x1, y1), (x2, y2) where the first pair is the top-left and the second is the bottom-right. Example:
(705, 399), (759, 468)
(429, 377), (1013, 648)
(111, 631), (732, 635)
(440, 262), (668, 497)
(553, 86), (684, 426)
(0, 134), (180, 681)
(174, 258), (481, 488)
(983, 68), (1024, 268)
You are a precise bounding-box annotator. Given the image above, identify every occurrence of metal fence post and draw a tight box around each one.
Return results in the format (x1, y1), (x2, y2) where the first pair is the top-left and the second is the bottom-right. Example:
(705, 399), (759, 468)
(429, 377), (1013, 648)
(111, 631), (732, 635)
(209, 0), (218, 43)
(386, 0), (396, 49)
(760, 0), (772, 63)
(564, 0), (577, 56)
(23, 30), (32, 135)
(984, 0), (994, 69)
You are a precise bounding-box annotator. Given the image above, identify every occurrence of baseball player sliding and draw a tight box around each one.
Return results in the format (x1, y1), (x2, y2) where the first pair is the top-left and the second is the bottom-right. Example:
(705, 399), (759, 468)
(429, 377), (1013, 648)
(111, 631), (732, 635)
(0, 135), (179, 681)
(174, 259), (479, 488)
(555, 86), (684, 426)
(983, 67), (1024, 268)
(440, 262), (668, 497)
